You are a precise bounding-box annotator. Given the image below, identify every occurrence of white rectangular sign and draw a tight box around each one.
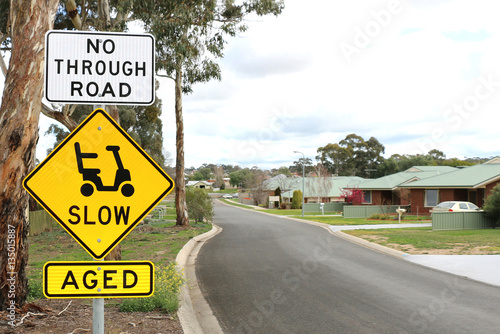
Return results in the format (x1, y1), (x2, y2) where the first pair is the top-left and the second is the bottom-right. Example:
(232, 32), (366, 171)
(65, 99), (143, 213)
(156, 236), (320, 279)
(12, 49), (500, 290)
(45, 31), (155, 105)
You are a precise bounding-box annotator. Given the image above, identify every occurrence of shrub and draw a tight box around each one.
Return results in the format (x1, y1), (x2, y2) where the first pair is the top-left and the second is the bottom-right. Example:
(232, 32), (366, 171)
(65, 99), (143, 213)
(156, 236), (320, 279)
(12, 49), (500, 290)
(369, 213), (390, 220)
(340, 187), (365, 205)
(280, 202), (288, 210)
(274, 187), (282, 208)
(186, 187), (214, 223)
(291, 190), (302, 209)
(28, 271), (44, 301)
(120, 262), (185, 313)
(484, 184), (500, 226)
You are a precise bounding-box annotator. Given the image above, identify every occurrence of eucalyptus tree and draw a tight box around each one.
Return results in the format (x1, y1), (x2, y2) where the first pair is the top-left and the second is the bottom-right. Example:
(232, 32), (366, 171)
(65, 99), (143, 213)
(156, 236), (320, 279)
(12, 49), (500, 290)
(133, 0), (284, 226)
(0, 0), (59, 311)
(54, 0), (283, 226)
(317, 134), (385, 177)
(0, 0), (283, 309)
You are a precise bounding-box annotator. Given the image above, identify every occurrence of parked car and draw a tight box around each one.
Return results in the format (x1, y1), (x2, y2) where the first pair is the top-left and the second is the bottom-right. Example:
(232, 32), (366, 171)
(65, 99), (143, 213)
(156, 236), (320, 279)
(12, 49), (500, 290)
(222, 194), (233, 199)
(431, 201), (483, 212)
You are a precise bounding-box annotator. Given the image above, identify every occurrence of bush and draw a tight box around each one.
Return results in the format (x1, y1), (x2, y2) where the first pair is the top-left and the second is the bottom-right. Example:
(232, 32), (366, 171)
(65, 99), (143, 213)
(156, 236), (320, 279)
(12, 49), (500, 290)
(291, 190), (302, 209)
(274, 187), (282, 208)
(186, 187), (214, 223)
(484, 184), (500, 225)
(280, 202), (288, 210)
(28, 271), (44, 301)
(369, 213), (390, 220)
(120, 262), (184, 313)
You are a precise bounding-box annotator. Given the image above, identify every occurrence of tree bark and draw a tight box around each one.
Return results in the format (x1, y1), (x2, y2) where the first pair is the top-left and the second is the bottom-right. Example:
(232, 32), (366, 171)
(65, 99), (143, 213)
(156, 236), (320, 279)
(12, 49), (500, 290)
(0, 0), (59, 311)
(175, 66), (189, 226)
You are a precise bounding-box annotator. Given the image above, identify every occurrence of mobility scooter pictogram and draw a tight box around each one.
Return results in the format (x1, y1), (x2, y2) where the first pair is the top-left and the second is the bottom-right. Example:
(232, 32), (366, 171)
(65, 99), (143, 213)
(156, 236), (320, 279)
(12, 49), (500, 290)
(75, 142), (134, 197)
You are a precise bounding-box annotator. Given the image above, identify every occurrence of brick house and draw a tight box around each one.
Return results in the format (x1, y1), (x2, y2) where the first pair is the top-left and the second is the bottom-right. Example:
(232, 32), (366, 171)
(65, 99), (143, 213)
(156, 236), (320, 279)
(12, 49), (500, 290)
(356, 166), (457, 207)
(399, 158), (500, 214)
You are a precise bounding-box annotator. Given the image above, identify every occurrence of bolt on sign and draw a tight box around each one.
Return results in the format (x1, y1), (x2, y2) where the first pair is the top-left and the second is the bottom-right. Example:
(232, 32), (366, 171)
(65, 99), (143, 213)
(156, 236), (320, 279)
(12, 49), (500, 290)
(43, 261), (154, 298)
(44, 30), (155, 105)
(23, 109), (174, 259)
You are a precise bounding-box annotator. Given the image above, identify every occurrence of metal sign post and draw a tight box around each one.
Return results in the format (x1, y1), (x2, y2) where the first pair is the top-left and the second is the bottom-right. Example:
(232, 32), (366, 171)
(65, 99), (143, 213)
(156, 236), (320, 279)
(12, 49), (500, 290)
(93, 104), (104, 334)
(93, 259), (104, 334)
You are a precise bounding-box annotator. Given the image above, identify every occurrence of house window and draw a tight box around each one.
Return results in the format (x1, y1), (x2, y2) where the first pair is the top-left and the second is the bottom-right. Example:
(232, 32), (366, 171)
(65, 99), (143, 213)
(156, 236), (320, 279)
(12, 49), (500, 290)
(364, 191), (372, 204)
(425, 189), (439, 207)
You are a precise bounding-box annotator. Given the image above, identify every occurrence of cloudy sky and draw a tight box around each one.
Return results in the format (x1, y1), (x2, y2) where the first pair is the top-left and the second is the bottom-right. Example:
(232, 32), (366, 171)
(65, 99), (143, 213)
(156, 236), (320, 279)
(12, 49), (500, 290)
(36, 0), (500, 170)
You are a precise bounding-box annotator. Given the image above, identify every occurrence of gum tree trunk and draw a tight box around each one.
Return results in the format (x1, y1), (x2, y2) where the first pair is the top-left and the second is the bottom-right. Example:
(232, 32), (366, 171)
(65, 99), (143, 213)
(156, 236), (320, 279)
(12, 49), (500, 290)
(175, 65), (189, 226)
(0, 0), (59, 311)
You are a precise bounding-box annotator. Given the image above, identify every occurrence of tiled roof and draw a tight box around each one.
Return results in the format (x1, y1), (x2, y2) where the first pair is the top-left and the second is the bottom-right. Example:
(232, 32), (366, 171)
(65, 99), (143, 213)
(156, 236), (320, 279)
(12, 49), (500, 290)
(280, 176), (365, 198)
(357, 166), (457, 190)
(400, 159), (500, 188)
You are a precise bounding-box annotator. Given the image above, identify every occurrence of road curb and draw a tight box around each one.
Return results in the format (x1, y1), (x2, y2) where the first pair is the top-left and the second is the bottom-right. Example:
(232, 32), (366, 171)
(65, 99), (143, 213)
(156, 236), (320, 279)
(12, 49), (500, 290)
(176, 224), (224, 334)
(331, 230), (409, 259)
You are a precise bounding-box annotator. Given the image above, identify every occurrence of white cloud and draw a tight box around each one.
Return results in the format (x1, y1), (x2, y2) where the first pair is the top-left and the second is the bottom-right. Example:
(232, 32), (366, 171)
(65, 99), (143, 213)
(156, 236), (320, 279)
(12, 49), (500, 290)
(28, 0), (500, 170)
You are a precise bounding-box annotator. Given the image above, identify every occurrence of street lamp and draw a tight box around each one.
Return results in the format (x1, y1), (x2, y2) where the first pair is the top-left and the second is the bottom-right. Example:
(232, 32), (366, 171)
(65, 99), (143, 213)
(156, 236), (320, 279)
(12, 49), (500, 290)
(294, 151), (305, 217)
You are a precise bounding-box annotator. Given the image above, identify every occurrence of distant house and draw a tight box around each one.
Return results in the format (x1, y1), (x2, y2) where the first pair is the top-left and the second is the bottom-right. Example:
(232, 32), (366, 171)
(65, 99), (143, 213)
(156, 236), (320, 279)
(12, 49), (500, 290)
(186, 180), (213, 189)
(356, 166), (457, 206)
(399, 158), (500, 214)
(280, 176), (365, 203)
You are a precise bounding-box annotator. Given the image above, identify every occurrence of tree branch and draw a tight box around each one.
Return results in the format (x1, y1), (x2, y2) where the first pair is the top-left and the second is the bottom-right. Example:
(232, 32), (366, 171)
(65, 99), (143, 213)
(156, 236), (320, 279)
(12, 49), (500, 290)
(41, 103), (79, 131)
(66, 0), (82, 30)
(157, 73), (175, 81)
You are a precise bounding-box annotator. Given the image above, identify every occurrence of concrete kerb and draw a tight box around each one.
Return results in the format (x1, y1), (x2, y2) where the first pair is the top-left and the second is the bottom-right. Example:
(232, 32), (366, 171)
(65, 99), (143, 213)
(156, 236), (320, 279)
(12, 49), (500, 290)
(332, 230), (409, 259)
(218, 200), (409, 259)
(176, 224), (224, 334)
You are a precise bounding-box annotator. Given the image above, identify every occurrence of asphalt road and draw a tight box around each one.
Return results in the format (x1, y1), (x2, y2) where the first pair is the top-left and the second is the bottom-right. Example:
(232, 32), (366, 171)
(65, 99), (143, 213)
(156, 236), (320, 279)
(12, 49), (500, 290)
(196, 201), (500, 334)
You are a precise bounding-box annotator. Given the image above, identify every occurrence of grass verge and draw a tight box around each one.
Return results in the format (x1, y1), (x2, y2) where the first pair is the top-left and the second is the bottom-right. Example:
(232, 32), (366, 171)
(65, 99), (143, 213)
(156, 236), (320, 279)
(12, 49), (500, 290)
(345, 227), (500, 255)
(27, 217), (212, 314)
(219, 199), (430, 225)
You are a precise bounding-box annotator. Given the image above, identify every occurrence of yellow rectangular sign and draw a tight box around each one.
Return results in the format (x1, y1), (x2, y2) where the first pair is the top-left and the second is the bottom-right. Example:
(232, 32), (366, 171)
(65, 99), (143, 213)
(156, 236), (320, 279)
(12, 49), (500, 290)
(43, 261), (154, 298)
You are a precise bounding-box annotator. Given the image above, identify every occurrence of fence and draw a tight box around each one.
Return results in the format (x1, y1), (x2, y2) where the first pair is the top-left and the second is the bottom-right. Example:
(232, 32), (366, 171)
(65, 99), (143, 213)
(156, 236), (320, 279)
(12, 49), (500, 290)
(303, 202), (348, 213)
(343, 205), (410, 219)
(431, 212), (496, 231)
(29, 210), (59, 235)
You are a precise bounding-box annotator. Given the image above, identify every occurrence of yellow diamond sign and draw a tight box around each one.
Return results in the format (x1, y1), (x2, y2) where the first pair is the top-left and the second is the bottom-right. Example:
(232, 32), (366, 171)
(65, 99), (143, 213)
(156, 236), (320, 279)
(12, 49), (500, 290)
(24, 109), (174, 259)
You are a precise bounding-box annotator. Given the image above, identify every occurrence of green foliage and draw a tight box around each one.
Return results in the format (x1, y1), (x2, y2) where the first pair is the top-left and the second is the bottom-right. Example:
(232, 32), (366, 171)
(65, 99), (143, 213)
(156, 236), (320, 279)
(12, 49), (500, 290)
(291, 190), (302, 209)
(0, 0), (9, 38)
(272, 166), (291, 177)
(316, 134), (385, 177)
(132, 0), (284, 93)
(274, 187), (282, 208)
(28, 271), (44, 301)
(229, 168), (255, 188)
(193, 167), (212, 180)
(290, 157), (314, 175)
(484, 184), (500, 225)
(186, 187), (214, 223)
(369, 213), (391, 220)
(119, 262), (184, 313)
(375, 150), (480, 177)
